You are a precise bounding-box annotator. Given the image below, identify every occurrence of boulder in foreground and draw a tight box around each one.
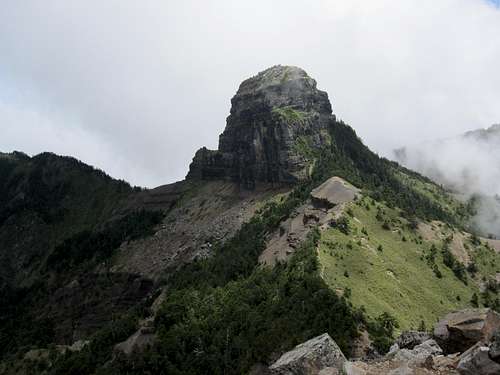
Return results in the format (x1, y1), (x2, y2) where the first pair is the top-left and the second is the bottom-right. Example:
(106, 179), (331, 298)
(269, 333), (346, 375)
(434, 308), (500, 354)
(457, 342), (500, 375)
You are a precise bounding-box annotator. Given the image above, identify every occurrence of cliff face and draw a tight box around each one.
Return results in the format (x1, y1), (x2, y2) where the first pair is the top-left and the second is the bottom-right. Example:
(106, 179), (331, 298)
(187, 65), (335, 189)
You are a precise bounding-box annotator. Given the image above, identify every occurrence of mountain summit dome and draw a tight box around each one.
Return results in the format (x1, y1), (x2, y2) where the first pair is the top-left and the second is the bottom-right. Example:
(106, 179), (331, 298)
(187, 65), (335, 189)
(231, 65), (332, 114)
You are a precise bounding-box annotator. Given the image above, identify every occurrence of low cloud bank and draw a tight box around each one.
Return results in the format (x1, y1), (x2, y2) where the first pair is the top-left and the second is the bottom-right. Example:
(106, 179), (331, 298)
(394, 125), (500, 237)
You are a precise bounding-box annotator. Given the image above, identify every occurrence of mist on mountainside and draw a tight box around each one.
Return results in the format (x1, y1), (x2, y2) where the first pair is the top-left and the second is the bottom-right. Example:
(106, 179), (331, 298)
(394, 124), (500, 237)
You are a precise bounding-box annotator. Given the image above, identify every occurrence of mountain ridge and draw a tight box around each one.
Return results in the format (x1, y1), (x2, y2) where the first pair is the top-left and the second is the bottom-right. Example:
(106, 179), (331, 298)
(0, 66), (498, 375)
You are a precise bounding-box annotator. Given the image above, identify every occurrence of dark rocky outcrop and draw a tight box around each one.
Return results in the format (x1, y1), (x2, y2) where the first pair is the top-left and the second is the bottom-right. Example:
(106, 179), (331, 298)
(434, 308), (500, 354)
(489, 330), (500, 361)
(457, 342), (500, 375)
(187, 65), (335, 189)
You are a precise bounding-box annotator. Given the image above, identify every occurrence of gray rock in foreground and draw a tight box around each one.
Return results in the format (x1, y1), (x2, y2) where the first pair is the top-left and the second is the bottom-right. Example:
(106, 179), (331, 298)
(489, 329), (500, 361)
(434, 308), (500, 354)
(389, 339), (443, 368)
(269, 333), (346, 375)
(395, 330), (432, 350)
(457, 342), (500, 375)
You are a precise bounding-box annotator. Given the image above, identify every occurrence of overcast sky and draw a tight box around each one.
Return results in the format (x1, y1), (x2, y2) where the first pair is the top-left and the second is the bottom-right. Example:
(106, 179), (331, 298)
(1, 0), (500, 187)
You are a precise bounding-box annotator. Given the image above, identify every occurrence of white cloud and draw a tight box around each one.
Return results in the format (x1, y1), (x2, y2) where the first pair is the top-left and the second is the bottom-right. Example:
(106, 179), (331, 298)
(0, 0), (499, 187)
(396, 126), (500, 236)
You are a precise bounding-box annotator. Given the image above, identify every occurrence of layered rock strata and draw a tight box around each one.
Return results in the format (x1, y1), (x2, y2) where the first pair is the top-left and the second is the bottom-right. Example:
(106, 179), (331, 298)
(187, 65), (334, 189)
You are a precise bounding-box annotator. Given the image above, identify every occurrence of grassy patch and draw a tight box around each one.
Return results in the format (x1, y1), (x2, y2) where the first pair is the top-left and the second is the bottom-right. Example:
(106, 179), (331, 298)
(318, 197), (480, 331)
(292, 135), (317, 160)
(395, 171), (467, 223)
(272, 106), (307, 125)
(471, 240), (500, 278)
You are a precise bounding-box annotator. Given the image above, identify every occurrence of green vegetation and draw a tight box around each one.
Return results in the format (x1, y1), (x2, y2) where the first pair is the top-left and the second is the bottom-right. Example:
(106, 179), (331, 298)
(0, 281), (54, 357)
(319, 121), (467, 224)
(272, 106), (306, 125)
(0, 151), (136, 294)
(149, 230), (361, 374)
(426, 244), (443, 278)
(47, 209), (164, 271)
(0, 153), (166, 368)
(0, 152), (132, 227)
(395, 171), (468, 223)
(330, 215), (351, 235)
(0, 308), (144, 375)
(367, 312), (400, 353)
(52, 226), (365, 375)
(471, 240), (500, 278)
(0, 119), (481, 373)
(50, 311), (141, 375)
(50, 121), (453, 372)
(318, 197), (482, 330)
(481, 280), (499, 311)
(0, 209), (163, 362)
(441, 238), (468, 284)
(293, 135), (316, 159)
(165, 181), (314, 289)
(471, 242), (500, 312)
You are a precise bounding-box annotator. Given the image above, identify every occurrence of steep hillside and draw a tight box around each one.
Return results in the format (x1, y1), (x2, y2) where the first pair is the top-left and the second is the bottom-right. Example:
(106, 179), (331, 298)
(113, 180), (287, 278)
(1, 66), (498, 375)
(0, 152), (163, 362)
(0, 151), (133, 286)
(318, 196), (499, 331)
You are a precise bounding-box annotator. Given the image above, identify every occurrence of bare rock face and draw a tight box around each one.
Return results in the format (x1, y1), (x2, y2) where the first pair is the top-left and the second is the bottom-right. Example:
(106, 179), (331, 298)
(434, 308), (500, 354)
(115, 181), (282, 278)
(269, 333), (346, 375)
(259, 176), (359, 266)
(310, 177), (360, 208)
(187, 65), (335, 189)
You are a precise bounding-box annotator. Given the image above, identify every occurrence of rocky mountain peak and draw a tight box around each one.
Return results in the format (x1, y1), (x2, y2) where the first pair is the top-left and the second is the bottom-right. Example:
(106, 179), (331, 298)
(231, 65), (332, 114)
(187, 65), (335, 189)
